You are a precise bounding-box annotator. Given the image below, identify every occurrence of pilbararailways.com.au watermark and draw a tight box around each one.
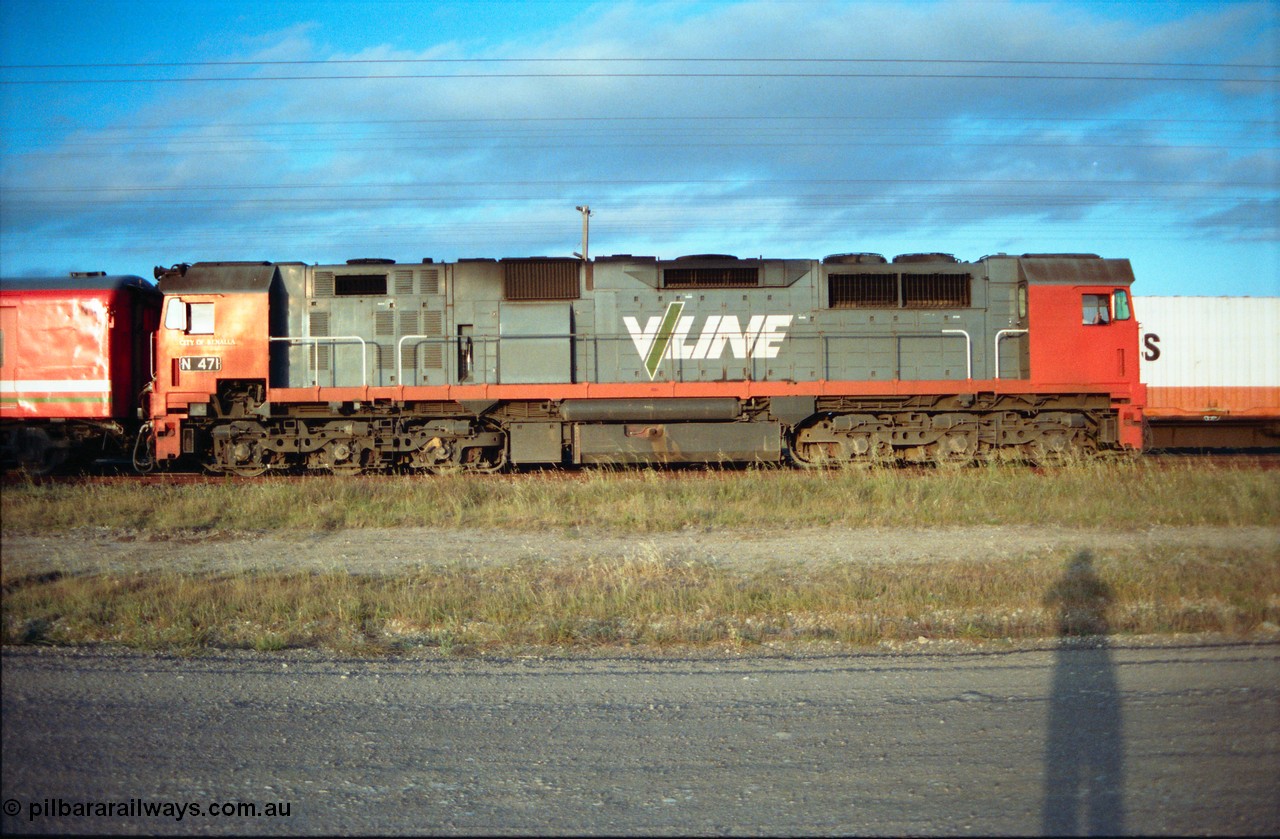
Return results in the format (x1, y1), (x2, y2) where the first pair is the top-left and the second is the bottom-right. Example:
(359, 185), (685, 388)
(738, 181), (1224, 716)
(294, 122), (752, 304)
(4, 796), (292, 823)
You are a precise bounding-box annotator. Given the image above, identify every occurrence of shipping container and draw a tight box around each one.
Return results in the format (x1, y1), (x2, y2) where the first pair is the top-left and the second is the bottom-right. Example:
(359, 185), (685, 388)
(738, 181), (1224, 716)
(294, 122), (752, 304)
(1136, 296), (1280, 447)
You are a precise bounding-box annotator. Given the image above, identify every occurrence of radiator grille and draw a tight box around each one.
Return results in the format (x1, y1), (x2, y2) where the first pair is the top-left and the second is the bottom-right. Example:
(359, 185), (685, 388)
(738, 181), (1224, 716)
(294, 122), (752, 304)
(828, 274), (897, 308)
(902, 273), (971, 308)
(828, 273), (971, 309)
(664, 267), (759, 288)
(503, 259), (579, 300)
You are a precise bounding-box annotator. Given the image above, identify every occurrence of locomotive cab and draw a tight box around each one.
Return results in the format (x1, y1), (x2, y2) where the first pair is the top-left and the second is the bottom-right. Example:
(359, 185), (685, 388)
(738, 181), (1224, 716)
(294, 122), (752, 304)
(1019, 255), (1145, 449)
(150, 262), (278, 469)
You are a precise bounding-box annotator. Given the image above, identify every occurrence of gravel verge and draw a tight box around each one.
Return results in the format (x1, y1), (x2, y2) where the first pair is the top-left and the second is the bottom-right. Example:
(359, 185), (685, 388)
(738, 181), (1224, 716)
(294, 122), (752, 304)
(3, 524), (1275, 577)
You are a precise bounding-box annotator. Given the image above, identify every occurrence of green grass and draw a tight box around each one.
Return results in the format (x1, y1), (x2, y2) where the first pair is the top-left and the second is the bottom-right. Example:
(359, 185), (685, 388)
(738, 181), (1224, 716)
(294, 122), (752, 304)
(3, 460), (1278, 535)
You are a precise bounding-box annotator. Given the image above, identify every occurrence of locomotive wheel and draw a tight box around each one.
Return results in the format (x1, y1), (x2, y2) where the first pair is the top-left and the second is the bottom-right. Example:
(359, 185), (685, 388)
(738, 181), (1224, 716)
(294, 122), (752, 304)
(460, 443), (507, 474)
(410, 437), (458, 474)
(321, 440), (364, 475)
(930, 432), (977, 466)
(222, 439), (268, 477)
(790, 439), (839, 468)
(867, 438), (895, 465)
(1027, 430), (1078, 466)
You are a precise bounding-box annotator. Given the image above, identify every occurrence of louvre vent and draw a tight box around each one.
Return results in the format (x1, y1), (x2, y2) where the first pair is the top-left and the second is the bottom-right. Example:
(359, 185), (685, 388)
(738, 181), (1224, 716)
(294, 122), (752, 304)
(308, 311), (330, 370)
(375, 312), (395, 336)
(421, 269), (440, 295)
(394, 269), (414, 295)
(421, 310), (444, 370)
(502, 258), (579, 300)
(664, 267), (759, 288)
(314, 271), (335, 297)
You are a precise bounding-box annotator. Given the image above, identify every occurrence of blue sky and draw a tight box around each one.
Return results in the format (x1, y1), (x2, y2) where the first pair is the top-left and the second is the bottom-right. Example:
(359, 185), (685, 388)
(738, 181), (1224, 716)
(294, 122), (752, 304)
(1, 0), (1276, 296)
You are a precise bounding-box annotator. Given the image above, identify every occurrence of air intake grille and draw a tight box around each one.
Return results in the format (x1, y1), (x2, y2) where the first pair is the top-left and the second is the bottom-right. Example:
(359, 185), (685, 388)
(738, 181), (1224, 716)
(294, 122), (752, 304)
(308, 312), (330, 370)
(394, 269), (414, 295)
(421, 269), (440, 295)
(422, 310), (444, 369)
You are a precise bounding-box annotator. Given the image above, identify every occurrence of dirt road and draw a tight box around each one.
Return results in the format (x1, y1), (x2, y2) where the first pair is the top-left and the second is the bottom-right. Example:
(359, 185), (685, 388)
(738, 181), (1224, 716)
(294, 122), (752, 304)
(3, 644), (1277, 835)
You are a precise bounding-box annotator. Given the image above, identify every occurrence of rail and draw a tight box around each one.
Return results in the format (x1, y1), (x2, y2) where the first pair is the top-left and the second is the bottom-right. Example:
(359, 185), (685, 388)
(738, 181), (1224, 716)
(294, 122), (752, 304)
(940, 329), (972, 380)
(302, 327), (986, 388)
(993, 329), (1029, 379)
(270, 336), (368, 386)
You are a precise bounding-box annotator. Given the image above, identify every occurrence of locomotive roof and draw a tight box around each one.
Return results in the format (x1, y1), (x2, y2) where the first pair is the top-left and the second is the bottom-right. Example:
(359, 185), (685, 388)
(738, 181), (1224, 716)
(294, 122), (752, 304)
(155, 261), (281, 293)
(1017, 255), (1135, 285)
(0, 274), (158, 294)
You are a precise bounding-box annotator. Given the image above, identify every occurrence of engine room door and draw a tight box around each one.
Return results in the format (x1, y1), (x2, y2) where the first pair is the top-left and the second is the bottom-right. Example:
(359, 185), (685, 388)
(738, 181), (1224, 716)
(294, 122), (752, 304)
(498, 302), (573, 384)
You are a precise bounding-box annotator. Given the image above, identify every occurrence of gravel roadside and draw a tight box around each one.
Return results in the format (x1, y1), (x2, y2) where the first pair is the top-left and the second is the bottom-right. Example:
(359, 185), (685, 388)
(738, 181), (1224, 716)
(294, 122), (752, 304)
(4, 524), (1275, 577)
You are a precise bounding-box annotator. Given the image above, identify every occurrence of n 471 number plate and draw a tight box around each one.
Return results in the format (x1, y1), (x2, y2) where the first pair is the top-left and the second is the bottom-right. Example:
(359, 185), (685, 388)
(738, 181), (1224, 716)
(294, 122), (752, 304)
(179, 356), (222, 372)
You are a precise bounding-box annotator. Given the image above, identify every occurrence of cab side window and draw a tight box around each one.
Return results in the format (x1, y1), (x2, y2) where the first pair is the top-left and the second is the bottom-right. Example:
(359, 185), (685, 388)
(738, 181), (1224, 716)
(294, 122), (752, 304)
(1113, 289), (1131, 321)
(1082, 294), (1110, 325)
(164, 299), (215, 335)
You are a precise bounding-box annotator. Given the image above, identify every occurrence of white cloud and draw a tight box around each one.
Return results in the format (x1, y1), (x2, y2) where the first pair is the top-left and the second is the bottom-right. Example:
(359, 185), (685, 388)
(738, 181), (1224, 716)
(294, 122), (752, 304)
(1, 1), (1275, 293)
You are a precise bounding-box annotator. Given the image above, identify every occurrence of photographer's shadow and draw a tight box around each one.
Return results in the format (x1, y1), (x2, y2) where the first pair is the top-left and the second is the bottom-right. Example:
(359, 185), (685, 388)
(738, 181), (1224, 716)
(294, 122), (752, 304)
(1042, 550), (1125, 836)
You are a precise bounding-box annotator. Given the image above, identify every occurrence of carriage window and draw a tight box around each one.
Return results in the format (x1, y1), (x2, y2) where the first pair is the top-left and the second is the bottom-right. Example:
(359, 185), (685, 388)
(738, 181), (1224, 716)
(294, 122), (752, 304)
(1082, 294), (1110, 325)
(1113, 289), (1131, 320)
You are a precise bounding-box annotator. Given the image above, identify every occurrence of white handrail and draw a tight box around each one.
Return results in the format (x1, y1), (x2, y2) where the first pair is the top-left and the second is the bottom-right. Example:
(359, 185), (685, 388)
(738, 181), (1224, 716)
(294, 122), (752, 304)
(940, 329), (972, 379)
(270, 336), (368, 386)
(396, 333), (448, 385)
(993, 329), (1029, 379)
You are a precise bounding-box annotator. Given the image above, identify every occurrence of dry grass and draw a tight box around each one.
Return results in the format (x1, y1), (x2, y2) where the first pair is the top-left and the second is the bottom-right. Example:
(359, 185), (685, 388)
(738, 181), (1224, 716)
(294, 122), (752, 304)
(4, 461), (1276, 654)
(4, 544), (1277, 654)
(3, 459), (1278, 535)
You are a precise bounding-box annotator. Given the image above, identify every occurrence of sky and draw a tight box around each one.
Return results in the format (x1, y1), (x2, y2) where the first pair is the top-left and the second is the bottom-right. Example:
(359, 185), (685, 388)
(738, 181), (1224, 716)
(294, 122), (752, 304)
(1, 0), (1276, 297)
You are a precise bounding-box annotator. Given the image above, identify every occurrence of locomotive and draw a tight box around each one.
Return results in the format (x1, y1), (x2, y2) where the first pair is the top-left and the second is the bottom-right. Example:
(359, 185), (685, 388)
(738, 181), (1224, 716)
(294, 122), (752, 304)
(3, 250), (1147, 474)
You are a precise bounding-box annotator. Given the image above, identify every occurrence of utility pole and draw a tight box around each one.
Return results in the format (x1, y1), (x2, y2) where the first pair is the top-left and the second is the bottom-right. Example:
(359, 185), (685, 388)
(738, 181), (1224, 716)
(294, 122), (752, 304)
(573, 205), (591, 260)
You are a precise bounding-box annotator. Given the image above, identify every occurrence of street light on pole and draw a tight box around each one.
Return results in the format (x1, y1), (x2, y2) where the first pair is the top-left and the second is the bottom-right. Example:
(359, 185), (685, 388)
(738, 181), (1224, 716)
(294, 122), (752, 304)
(573, 205), (591, 261)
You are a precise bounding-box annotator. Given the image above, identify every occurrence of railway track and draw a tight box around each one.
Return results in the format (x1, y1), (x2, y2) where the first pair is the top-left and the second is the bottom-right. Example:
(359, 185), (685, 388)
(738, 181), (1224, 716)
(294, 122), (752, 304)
(4, 450), (1277, 488)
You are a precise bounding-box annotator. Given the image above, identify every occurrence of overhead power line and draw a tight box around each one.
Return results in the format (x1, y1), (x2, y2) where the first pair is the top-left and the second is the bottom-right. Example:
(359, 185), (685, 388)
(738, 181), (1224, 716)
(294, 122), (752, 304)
(3, 70), (1273, 84)
(3, 56), (1275, 70)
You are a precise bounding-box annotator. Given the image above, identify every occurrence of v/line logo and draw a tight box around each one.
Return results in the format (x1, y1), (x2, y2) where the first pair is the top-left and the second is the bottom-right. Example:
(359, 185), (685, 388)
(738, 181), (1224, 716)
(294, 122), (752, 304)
(624, 302), (794, 380)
